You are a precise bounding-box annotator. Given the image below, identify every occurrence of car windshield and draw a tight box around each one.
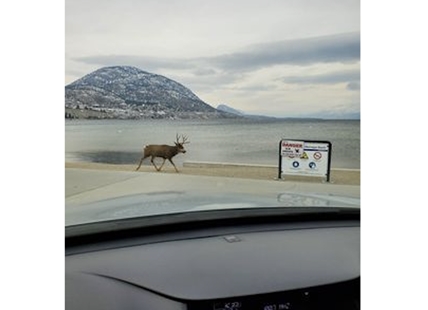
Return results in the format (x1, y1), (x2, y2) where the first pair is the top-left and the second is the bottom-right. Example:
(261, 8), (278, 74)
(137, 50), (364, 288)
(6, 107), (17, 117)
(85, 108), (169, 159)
(65, 0), (360, 228)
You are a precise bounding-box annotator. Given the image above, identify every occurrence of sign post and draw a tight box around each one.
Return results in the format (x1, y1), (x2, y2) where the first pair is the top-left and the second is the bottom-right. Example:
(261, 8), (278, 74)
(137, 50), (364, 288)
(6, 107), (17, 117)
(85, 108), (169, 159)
(278, 139), (332, 182)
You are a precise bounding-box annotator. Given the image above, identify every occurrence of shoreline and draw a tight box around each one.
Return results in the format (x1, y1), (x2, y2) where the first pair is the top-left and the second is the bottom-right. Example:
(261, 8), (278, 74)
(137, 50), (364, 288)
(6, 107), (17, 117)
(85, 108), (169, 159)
(65, 161), (360, 186)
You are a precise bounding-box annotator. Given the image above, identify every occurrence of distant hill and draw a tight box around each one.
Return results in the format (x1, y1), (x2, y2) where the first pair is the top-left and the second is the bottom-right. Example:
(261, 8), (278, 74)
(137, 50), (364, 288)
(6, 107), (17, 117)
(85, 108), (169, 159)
(217, 104), (281, 120)
(217, 104), (245, 116)
(65, 66), (236, 119)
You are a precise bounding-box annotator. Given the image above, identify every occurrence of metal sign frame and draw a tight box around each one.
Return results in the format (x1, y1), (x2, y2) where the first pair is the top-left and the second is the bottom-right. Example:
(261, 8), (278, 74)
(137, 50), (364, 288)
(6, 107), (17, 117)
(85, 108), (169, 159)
(278, 139), (332, 182)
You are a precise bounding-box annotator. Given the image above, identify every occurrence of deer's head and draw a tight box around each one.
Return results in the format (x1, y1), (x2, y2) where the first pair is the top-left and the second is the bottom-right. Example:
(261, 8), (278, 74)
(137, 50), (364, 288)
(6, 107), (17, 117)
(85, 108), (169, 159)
(175, 134), (190, 153)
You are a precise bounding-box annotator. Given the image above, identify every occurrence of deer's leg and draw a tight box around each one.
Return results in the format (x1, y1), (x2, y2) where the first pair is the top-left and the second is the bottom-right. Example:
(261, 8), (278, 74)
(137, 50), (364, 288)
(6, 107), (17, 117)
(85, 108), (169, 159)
(136, 155), (149, 171)
(150, 156), (162, 171)
(157, 158), (167, 171)
(168, 159), (179, 173)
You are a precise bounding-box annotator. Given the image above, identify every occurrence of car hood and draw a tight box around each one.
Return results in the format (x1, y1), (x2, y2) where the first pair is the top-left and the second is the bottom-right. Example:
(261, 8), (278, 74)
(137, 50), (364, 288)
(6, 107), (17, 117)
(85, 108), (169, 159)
(65, 191), (360, 226)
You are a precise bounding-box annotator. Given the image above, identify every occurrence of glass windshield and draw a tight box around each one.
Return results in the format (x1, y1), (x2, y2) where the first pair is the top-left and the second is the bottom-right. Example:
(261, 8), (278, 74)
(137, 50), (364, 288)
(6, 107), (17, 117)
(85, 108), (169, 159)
(65, 0), (360, 227)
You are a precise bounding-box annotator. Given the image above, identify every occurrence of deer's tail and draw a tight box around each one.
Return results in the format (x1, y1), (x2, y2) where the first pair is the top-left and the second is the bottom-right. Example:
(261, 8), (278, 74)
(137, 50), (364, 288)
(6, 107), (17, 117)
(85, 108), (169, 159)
(136, 146), (148, 171)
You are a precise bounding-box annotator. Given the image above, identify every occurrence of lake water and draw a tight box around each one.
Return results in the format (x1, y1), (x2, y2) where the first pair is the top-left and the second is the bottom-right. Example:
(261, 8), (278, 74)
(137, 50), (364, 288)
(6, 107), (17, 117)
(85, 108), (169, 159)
(65, 118), (360, 169)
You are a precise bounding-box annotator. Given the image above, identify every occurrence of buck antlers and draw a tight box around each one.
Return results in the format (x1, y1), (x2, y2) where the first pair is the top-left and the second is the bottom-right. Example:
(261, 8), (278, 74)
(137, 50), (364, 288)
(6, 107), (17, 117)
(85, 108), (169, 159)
(136, 134), (190, 172)
(176, 133), (189, 145)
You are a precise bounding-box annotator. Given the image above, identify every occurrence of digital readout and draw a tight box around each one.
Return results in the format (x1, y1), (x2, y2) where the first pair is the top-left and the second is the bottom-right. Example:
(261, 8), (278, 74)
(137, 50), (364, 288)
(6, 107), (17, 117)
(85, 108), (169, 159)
(212, 301), (293, 310)
(213, 301), (242, 310)
(262, 303), (291, 310)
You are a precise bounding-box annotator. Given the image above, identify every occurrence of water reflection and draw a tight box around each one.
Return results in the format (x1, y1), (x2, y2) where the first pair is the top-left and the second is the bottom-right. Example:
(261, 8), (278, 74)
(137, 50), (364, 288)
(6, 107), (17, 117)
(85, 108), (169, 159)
(76, 151), (142, 164)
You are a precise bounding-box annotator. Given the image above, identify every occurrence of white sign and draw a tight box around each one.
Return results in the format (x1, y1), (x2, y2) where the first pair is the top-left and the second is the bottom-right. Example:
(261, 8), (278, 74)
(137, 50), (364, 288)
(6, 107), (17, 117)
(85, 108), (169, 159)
(280, 140), (331, 180)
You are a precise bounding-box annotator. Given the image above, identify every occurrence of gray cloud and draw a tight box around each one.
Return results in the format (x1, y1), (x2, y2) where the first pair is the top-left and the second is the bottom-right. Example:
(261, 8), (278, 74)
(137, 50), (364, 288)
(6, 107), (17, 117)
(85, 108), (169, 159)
(281, 69), (360, 85)
(209, 32), (360, 71)
(347, 81), (360, 91)
(192, 68), (217, 76)
(169, 71), (246, 93)
(73, 32), (360, 75)
(73, 55), (194, 72)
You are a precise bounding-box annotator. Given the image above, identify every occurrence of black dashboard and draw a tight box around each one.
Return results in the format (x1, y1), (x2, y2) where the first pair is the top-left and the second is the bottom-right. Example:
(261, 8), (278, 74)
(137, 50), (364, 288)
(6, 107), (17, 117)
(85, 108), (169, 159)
(65, 208), (360, 310)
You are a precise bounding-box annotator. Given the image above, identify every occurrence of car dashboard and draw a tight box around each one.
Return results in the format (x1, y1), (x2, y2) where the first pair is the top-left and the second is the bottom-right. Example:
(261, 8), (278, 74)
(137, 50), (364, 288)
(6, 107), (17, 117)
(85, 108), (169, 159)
(65, 208), (360, 310)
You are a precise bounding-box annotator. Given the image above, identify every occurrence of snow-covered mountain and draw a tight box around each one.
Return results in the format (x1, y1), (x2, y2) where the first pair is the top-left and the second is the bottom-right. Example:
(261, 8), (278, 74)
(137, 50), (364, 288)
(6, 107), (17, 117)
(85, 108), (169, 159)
(65, 66), (235, 119)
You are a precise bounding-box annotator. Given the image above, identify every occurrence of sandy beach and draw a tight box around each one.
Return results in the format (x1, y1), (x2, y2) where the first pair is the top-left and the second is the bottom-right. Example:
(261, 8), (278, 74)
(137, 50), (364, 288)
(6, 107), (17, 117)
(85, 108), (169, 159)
(65, 161), (360, 186)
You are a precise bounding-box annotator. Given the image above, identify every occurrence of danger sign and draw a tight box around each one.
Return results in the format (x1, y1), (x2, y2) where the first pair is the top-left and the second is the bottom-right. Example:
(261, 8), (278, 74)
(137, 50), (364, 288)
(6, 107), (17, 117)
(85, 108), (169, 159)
(279, 139), (332, 182)
(281, 140), (304, 157)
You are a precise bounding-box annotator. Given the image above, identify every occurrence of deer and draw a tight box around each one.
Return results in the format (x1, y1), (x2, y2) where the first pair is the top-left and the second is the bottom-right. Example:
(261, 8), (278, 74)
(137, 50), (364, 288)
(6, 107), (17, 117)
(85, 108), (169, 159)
(135, 134), (190, 172)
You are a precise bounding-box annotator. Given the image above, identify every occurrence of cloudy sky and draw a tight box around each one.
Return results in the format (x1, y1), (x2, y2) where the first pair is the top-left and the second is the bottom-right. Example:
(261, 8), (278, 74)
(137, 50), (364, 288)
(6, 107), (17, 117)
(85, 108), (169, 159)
(65, 0), (360, 118)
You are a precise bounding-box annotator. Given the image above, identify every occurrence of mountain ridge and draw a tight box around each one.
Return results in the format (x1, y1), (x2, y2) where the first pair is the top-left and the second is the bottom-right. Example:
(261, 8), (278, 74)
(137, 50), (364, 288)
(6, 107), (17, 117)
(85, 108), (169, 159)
(65, 66), (237, 119)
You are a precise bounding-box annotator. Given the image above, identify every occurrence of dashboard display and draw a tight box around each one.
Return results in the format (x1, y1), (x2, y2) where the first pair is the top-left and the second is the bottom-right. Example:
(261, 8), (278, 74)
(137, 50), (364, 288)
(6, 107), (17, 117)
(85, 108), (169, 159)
(213, 301), (292, 310)
(188, 278), (359, 310)
(213, 301), (242, 310)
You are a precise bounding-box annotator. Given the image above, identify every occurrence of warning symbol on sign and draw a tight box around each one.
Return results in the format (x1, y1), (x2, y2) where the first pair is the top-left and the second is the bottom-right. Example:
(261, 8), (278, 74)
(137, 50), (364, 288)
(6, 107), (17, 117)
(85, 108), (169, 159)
(300, 152), (309, 159)
(313, 152), (322, 160)
(281, 141), (304, 157)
